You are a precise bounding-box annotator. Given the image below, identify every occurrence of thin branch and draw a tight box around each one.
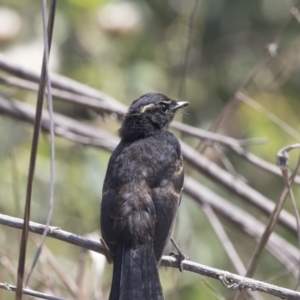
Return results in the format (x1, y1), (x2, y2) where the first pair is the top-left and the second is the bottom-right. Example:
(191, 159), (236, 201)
(172, 121), (300, 185)
(0, 254), (17, 283)
(285, 168), (300, 290)
(211, 144), (246, 182)
(0, 283), (67, 300)
(202, 205), (246, 275)
(15, 2), (56, 298)
(236, 91), (300, 140)
(31, 236), (78, 296)
(0, 75), (125, 117)
(1, 214), (300, 299)
(0, 94), (118, 152)
(75, 248), (88, 300)
(202, 204), (262, 300)
(26, 0), (57, 287)
(171, 121), (267, 148)
(277, 144), (300, 290)
(0, 54), (127, 116)
(234, 152), (300, 300)
(0, 213), (104, 253)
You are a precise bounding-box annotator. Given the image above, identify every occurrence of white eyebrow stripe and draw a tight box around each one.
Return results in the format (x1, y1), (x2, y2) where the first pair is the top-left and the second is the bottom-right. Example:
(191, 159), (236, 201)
(140, 103), (155, 113)
(160, 100), (171, 104)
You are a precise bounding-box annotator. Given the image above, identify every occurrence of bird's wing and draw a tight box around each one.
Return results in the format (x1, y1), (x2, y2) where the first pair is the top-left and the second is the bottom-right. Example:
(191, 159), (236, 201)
(101, 181), (118, 255)
(152, 159), (184, 262)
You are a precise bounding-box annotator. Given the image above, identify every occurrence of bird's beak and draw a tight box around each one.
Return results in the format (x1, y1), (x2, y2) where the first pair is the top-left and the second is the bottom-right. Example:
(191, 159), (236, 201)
(172, 101), (189, 111)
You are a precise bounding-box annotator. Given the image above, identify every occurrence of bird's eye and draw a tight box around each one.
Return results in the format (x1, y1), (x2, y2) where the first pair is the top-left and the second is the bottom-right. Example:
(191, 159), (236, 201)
(160, 103), (169, 113)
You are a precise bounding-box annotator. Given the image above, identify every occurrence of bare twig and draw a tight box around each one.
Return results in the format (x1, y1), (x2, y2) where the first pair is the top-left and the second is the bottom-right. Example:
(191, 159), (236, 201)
(285, 168), (300, 290)
(277, 144), (300, 290)
(0, 255), (17, 283)
(0, 213), (105, 253)
(0, 283), (67, 300)
(0, 95), (118, 152)
(172, 121), (300, 185)
(234, 150), (300, 300)
(31, 236), (78, 296)
(202, 205), (265, 300)
(212, 144), (246, 182)
(35, 249), (61, 297)
(26, 0), (57, 287)
(202, 205), (246, 275)
(15, 2), (56, 299)
(75, 248), (88, 300)
(172, 121), (267, 148)
(0, 54), (127, 116)
(236, 91), (300, 140)
(0, 75), (125, 117)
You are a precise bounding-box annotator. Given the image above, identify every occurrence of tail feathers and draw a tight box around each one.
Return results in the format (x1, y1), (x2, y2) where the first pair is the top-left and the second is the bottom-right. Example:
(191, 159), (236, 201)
(109, 244), (164, 300)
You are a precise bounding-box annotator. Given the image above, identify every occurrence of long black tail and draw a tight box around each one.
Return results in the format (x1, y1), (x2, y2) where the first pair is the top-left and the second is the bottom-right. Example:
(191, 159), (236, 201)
(109, 244), (164, 300)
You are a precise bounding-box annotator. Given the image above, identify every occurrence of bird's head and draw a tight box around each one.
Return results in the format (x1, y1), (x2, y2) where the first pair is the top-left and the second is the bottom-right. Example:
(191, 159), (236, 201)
(119, 93), (189, 140)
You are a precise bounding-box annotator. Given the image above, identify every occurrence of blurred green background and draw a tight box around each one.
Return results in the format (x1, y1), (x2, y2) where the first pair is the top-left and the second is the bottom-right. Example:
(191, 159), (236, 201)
(1, 0), (300, 299)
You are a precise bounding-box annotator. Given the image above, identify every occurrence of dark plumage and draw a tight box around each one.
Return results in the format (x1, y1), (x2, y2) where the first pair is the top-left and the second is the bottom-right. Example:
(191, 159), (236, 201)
(101, 92), (188, 300)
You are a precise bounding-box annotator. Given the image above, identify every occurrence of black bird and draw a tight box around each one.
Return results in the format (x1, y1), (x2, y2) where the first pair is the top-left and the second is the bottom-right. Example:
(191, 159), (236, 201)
(101, 93), (188, 300)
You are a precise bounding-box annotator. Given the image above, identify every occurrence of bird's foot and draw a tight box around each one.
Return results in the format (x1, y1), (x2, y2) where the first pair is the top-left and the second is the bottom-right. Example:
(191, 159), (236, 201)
(100, 238), (113, 264)
(169, 238), (189, 272)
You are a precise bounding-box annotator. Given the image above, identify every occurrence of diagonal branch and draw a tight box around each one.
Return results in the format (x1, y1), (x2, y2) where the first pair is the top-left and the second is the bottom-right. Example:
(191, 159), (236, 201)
(0, 54), (127, 116)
